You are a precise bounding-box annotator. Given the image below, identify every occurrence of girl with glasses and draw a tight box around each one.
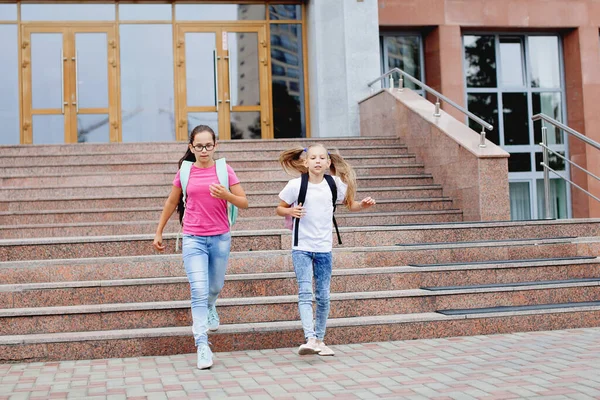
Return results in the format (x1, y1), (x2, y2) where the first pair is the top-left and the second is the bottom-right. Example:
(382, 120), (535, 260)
(153, 125), (248, 369)
(277, 144), (376, 356)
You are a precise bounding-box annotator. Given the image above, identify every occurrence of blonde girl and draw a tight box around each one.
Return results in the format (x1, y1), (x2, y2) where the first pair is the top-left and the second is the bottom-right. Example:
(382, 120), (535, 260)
(277, 144), (376, 356)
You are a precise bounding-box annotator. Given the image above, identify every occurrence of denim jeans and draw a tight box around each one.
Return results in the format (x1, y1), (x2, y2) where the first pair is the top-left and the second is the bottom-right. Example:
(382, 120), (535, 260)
(182, 232), (231, 346)
(292, 250), (333, 341)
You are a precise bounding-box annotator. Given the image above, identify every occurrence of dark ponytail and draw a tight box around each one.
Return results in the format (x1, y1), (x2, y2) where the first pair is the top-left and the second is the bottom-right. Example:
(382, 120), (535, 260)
(176, 125), (217, 225)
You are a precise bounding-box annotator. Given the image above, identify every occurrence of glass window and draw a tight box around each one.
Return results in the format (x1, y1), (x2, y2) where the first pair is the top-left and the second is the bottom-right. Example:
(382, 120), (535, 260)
(175, 4), (265, 21)
(502, 93), (529, 145)
(270, 23), (305, 138)
(184, 32), (217, 107)
(467, 93), (499, 145)
(464, 35), (497, 88)
(532, 92), (563, 145)
(509, 182), (532, 220)
(382, 35), (422, 91)
(535, 151), (565, 172)
(0, 3), (17, 20)
(536, 179), (568, 219)
(32, 115), (64, 144)
(269, 5), (301, 20)
(0, 25), (19, 145)
(529, 36), (561, 88)
(31, 33), (63, 110)
(508, 153), (532, 172)
(77, 114), (110, 143)
(120, 25), (175, 142)
(499, 37), (525, 87)
(22, 4), (116, 21)
(230, 111), (261, 140)
(463, 33), (566, 220)
(187, 113), (219, 139)
(119, 4), (172, 21)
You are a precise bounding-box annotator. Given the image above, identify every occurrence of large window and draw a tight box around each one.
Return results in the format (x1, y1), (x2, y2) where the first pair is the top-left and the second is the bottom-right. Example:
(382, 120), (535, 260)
(464, 34), (568, 220)
(0, 24), (19, 144)
(379, 34), (424, 93)
(0, 2), (307, 144)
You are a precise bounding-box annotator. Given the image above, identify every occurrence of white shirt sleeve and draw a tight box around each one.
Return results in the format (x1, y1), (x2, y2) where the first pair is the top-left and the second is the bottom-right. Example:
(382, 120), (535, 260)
(279, 178), (301, 206)
(334, 176), (348, 205)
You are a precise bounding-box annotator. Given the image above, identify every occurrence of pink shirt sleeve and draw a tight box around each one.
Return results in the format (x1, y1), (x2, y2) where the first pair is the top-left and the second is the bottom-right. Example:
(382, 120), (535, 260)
(173, 170), (182, 188)
(227, 164), (240, 186)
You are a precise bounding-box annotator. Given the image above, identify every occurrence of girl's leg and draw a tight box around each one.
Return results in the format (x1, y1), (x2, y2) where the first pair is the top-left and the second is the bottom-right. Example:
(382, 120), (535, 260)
(313, 251), (333, 341)
(207, 232), (231, 307)
(292, 250), (316, 339)
(182, 235), (210, 346)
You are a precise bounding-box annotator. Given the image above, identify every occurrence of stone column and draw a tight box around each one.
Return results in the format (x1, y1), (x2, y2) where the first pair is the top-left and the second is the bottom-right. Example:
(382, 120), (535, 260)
(306, 0), (381, 138)
(424, 25), (465, 122)
(563, 27), (600, 217)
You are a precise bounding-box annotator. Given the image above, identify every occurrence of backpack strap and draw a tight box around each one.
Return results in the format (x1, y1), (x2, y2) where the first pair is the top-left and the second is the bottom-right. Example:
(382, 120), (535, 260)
(324, 174), (342, 245)
(180, 160), (193, 206)
(215, 158), (229, 190)
(293, 173), (309, 247)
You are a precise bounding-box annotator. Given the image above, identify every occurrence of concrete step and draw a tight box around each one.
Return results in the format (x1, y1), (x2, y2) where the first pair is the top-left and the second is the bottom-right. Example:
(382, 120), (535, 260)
(1, 165), (426, 186)
(0, 175), (434, 201)
(0, 204), (458, 240)
(1, 306), (598, 362)
(1, 221), (595, 261)
(0, 155), (418, 177)
(0, 186), (445, 213)
(1, 178), (436, 203)
(2, 278), (599, 334)
(2, 240), (596, 284)
(0, 200), (452, 226)
(0, 137), (404, 156)
(1, 256), (597, 309)
(0, 146), (410, 168)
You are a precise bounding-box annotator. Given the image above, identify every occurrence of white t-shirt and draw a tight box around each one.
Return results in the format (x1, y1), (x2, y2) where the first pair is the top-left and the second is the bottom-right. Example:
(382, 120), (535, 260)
(279, 175), (348, 253)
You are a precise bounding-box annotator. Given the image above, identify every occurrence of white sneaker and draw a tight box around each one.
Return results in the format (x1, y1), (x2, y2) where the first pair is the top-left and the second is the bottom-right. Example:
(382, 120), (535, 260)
(207, 304), (220, 331)
(197, 343), (213, 369)
(298, 337), (321, 355)
(316, 340), (335, 356)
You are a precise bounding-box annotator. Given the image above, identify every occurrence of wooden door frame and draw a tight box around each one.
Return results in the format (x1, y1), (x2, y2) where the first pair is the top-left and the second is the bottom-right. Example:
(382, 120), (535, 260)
(175, 22), (270, 141)
(21, 23), (117, 144)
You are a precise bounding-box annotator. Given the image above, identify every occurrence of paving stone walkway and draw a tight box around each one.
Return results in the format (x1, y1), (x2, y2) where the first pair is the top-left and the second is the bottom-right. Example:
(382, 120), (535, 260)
(1, 327), (599, 399)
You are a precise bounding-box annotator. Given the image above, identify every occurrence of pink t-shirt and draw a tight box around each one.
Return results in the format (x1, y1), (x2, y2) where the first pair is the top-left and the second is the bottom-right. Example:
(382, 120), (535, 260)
(173, 163), (240, 236)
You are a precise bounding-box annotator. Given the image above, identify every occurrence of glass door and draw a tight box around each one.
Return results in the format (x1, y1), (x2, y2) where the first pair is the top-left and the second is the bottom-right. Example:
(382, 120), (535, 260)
(22, 25), (117, 144)
(176, 24), (269, 140)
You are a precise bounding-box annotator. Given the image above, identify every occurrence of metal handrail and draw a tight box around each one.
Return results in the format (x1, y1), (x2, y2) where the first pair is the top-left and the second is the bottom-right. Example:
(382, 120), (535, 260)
(532, 113), (600, 219)
(367, 67), (493, 147)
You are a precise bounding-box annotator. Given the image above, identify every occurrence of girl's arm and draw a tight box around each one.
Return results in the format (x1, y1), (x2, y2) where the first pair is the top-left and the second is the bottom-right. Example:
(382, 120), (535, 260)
(346, 196), (376, 212)
(277, 200), (305, 218)
(210, 182), (249, 209)
(153, 185), (183, 251)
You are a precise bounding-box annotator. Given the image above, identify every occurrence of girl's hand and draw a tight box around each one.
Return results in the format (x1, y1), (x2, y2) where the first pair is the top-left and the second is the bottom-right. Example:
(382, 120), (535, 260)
(289, 203), (305, 219)
(153, 233), (165, 252)
(360, 197), (376, 210)
(209, 183), (228, 199)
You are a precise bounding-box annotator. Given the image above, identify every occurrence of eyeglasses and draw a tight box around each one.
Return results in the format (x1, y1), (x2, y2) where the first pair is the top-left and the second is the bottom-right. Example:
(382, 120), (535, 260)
(192, 143), (215, 152)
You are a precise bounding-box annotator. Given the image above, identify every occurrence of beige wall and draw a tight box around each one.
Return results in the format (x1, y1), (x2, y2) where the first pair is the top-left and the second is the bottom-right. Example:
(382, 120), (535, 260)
(378, 0), (600, 217)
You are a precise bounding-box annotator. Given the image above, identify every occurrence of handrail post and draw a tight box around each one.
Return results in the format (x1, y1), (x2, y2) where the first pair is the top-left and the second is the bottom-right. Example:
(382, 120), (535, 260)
(479, 125), (487, 148)
(389, 75), (394, 89)
(399, 76), (404, 91)
(541, 126), (552, 219)
(433, 98), (441, 117)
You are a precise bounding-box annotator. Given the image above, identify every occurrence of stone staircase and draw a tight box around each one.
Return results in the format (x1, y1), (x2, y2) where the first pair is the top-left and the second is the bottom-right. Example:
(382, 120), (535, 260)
(1, 137), (599, 362)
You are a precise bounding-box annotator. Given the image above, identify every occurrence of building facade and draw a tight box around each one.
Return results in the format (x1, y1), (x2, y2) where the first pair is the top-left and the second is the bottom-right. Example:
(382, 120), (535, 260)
(1, 0), (600, 220)
(377, 0), (600, 220)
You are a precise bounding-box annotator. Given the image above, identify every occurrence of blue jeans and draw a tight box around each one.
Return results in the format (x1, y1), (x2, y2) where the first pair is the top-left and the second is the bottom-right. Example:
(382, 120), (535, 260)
(292, 250), (333, 341)
(182, 232), (231, 346)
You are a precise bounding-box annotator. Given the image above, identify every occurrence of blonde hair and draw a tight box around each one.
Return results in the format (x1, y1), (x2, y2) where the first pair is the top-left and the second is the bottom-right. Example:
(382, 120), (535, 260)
(279, 144), (357, 208)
